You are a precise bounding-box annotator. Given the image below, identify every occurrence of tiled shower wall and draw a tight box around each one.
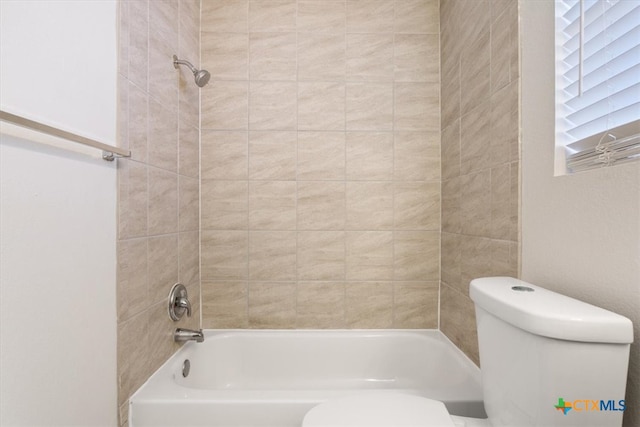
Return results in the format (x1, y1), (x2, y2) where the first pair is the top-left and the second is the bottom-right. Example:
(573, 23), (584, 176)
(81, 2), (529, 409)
(439, 0), (520, 364)
(116, 0), (200, 425)
(200, 0), (442, 329)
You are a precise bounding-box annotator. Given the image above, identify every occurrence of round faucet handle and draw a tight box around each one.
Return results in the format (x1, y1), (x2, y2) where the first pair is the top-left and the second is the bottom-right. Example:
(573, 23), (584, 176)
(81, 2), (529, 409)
(168, 283), (192, 321)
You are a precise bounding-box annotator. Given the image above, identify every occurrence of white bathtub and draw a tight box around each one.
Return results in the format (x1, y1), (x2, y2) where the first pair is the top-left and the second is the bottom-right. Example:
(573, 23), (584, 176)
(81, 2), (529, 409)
(130, 330), (485, 427)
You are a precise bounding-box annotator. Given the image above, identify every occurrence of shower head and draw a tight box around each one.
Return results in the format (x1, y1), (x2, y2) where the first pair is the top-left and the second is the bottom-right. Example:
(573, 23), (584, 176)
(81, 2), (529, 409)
(173, 55), (210, 88)
(193, 69), (211, 87)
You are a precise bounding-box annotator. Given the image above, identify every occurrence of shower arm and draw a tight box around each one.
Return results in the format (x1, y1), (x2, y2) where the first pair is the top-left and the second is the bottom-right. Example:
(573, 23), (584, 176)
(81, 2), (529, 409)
(172, 55), (197, 75)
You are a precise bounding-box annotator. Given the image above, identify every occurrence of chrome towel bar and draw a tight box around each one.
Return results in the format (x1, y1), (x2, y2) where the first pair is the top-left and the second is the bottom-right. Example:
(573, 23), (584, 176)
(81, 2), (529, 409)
(0, 109), (131, 161)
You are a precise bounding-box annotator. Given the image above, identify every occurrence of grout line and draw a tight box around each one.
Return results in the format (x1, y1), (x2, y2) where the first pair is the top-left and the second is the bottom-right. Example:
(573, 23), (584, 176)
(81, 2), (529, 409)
(294, 0), (300, 329)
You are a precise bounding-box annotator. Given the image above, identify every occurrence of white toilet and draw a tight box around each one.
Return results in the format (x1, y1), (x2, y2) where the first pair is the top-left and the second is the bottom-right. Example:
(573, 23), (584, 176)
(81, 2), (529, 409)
(303, 277), (633, 427)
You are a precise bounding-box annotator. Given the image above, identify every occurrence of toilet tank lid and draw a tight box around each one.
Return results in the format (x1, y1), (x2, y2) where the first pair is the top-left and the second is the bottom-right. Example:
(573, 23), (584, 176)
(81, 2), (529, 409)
(469, 277), (633, 344)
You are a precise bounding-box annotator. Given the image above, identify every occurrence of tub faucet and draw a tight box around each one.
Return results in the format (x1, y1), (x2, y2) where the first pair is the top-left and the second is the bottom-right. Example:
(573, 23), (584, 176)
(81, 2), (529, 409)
(174, 328), (204, 343)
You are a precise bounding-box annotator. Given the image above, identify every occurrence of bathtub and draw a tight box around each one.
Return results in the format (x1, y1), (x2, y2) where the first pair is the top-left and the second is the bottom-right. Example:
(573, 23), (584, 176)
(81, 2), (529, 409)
(130, 330), (485, 427)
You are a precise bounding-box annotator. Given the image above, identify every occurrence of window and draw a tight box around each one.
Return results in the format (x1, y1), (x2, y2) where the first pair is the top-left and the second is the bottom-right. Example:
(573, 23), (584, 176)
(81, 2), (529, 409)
(555, 0), (640, 173)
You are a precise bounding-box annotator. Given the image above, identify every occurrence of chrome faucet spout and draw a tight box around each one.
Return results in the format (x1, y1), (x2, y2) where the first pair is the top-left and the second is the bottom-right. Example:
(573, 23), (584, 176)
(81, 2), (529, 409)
(174, 328), (204, 343)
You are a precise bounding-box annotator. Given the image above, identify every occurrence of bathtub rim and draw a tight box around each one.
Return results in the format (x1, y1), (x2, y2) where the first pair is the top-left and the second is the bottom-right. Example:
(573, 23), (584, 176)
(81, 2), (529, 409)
(130, 329), (482, 400)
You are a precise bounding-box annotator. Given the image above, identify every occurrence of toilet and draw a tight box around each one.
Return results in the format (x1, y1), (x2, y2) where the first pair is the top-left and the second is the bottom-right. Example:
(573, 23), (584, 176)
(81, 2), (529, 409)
(303, 277), (633, 427)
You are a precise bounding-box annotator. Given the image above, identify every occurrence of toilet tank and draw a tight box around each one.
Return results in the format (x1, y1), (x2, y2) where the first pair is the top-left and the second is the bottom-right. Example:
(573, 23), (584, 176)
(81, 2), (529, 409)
(470, 277), (633, 427)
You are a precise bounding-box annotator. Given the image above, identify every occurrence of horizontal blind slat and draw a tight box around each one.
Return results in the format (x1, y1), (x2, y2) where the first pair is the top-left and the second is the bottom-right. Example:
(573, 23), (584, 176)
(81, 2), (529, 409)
(567, 102), (640, 140)
(563, 1), (639, 49)
(564, 0), (606, 35)
(563, 23), (640, 76)
(565, 64), (640, 110)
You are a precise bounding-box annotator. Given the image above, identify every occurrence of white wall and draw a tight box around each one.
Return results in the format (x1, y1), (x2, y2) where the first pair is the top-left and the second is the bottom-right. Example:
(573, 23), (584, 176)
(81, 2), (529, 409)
(0, 0), (117, 143)
(0, 1), (118, 425)
(520, 2), (640, 426)
(0, 138), (118, 426)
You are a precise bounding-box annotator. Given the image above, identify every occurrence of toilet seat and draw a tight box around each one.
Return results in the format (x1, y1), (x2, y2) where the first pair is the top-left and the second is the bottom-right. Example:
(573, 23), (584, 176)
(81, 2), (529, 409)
(302, 392), (455, 427)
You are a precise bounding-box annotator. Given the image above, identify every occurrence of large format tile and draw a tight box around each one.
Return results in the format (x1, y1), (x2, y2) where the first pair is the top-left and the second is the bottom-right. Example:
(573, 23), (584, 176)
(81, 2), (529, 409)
(201, 281), (249, 328)
(346, 182), (394, 230)
(393, 282), (439, 328)
(346, 0), (394, 34)
(249, 282), (297, 328)
(201, 230), (248, 280)
(297, 181), (346, 230)
(201, 180), (248, 230)
(394, 182), (440, 231)
(202, 32), (249, 81)
(346, 231), (394, 281)
(297, 231), (346, 281)
(346, 83), (393, 131)
(201, 82), (249, 130)
(148, 167), (178, 235)
(394, 231), (439, 281)
(248, 181), (297, 230)
(298, 82), (345, 130)
(201, 131), (248, 180)
(249, 231), (297, 281)
(298, 1), (346, 33)
(249, 33), (297, 81)
(249, 131), (297, 180)
(346, 34), (394, 81)
(249, 0), (296, 32)
(394, 82), (440, 131)
(202, 0), (248, 33)
(394, 0), (440, 34)
(440, 283), (479, 365)
(297, 281), (346, 328)
(346, 132), (393, 181)
(346, 282), (393, 328)
(298, 132), (345, 180)
(249, 82), (297, 130)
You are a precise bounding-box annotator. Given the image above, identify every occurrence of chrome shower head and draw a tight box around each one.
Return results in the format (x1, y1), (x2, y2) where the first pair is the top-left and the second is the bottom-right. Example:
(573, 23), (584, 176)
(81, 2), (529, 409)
(173, 55), (210, 88)
(193, 68), (211, 88)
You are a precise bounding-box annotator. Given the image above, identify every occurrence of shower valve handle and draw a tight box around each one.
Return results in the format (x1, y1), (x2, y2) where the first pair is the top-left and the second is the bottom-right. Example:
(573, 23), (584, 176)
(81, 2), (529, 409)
(175, 296), (192, 317)
(168, 283), (192, 321)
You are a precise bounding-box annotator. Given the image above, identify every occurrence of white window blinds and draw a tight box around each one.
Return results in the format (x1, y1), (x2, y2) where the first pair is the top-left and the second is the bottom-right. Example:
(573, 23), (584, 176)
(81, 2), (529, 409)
(555, 0), (640, 172)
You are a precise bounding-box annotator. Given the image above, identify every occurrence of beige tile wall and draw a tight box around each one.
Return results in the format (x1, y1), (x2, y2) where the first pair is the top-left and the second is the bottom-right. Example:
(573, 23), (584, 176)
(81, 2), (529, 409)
(439, 0), (520, 365)
(200, 0), (441, 329)
(116, 0), (200, 425)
